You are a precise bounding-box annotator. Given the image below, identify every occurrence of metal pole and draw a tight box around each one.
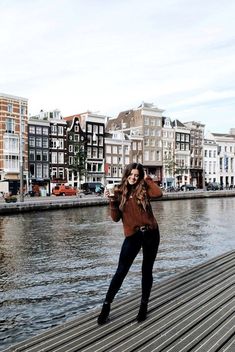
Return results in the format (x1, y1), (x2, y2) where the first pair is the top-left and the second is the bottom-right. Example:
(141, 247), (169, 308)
(19, 101), (24, 202)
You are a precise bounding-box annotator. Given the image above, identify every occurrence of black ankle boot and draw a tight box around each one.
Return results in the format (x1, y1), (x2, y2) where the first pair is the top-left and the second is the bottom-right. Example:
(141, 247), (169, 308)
(97, 302), (110, 325)
(136, 302), (148, 323)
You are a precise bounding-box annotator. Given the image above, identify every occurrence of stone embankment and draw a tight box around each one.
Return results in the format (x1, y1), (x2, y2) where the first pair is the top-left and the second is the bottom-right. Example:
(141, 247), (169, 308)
(0, 190), (235, 215)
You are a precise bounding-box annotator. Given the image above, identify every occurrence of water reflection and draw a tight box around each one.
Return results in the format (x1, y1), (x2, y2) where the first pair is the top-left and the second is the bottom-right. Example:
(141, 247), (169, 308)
(0, 198), (235, 350)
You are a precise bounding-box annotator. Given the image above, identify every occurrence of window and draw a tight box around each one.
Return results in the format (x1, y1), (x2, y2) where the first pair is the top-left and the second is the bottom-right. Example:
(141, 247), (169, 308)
(106, 145), (111, 153)
(30, 164), (35, 177)
(29, 126), (35, 134)
(6, 118), (14, 133)
(29, 136), (35, 147)
(150, 150), (155, 161)
(29, 150), (35, 161)
(43, 164), (49, 178)
(144, 117), (149, 125)
(58, 152), (64, 164)
(98, 136), (103, 146)
(156, 119), (161, 126)
(3, 136), (18, 152)
(51, 167), (57, 179)
(42, 138), (48, 148)
(43, 128), (48, 135)
(156, 150), (161, 161)
(87, 135), (92, 145)
(87, 147), (91, 158)
(92, 148), (98, 158)
(51, 152), (57, 163)
(98, 149), (103, 158)
(36, 163), (42, 178)
(144, 128), (149, 136)
(20, 105), (26, 115)
(58, 126), (64, 135)
(144, 150), (149, 161)
(7, 103), (13, 113)
(58, 138), (64, 149)
(36, 151), (42, 161)
(36, 137), (42, 148)
(156, 130), (161, 137)
(112, 166), (117, 175)
(36, 127), (42, 135)
(69, 156), (73, 165)
(106, 155), (111, 163)
(51, 138), (58, 148)
(42, 151), (48, 161)
(51, 125), (57, 134)
(4, 155), (19, 170)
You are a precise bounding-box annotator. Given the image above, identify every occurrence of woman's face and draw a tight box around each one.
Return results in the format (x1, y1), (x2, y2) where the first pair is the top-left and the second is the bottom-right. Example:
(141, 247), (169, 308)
(127, 169), (140, 185)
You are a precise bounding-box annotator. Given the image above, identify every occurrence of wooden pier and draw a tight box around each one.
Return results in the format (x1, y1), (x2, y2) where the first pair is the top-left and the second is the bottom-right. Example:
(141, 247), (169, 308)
(5, 251), (234, 352)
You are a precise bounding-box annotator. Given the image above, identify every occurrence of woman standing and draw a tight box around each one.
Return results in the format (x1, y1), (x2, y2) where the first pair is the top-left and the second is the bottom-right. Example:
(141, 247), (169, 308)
(97, 163), (162, 325)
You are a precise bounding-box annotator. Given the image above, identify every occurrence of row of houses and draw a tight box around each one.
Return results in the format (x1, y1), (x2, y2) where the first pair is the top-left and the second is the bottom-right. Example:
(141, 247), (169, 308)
(0, 92), (235, 196)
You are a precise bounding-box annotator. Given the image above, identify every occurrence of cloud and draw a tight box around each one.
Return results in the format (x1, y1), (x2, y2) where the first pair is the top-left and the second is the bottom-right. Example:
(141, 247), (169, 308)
(1, 0), (235, 133)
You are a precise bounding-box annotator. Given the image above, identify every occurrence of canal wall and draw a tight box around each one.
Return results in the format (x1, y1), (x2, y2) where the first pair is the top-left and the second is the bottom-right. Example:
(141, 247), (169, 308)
(0, 190), (235, 215)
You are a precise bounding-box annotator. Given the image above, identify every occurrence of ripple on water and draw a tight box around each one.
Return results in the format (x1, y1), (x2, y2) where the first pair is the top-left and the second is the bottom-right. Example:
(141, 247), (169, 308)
(0, 198), (235, 350)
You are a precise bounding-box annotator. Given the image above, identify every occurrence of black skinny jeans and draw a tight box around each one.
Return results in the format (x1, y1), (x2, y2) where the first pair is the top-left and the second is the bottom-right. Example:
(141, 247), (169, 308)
(105, 226), (160, 304)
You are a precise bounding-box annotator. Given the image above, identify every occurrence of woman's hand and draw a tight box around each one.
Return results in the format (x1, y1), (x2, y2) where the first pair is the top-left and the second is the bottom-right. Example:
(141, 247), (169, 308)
(104, 189), (110, 198)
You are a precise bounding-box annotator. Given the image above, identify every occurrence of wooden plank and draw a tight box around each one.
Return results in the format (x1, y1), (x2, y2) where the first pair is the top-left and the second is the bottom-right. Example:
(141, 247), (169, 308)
(88, 277), (233, 352)
(4, 251), (235, 352)
(190, 312), (234, 352)
(15, 261), (234, 352)
(24, 263), (234, 352)
(217, 335), (235, 352)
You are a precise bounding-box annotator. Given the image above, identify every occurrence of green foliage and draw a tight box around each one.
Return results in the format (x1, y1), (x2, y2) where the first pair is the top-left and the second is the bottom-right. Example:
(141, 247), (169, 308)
(71, 140), (87, 182)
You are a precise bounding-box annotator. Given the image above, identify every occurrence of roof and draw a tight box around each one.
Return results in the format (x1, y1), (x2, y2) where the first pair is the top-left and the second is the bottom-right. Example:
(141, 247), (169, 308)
(171, 119), (187, 128)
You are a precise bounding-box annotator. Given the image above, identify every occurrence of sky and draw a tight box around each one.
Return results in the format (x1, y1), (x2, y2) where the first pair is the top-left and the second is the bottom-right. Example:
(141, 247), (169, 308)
(1, 0), (235, 133)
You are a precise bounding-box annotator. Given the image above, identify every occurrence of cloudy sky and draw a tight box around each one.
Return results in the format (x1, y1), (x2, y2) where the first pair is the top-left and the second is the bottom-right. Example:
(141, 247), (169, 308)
(1, 0), (235, 133)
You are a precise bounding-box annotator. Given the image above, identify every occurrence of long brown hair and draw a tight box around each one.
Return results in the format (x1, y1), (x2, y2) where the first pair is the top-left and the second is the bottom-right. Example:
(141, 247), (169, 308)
(115, 163), (152, 213)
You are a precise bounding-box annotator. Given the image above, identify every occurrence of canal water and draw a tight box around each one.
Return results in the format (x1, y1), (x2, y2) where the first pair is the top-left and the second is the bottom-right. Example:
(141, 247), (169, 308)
(0, 197), (235, 350)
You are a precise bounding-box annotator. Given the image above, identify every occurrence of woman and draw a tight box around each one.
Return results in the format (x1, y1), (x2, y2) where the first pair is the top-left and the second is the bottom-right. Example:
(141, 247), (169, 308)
(97, 163), (162, 325)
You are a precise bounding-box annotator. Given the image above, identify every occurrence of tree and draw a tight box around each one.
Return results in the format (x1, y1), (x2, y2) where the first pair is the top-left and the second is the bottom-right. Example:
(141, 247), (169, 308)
(69, 135), (87, 187)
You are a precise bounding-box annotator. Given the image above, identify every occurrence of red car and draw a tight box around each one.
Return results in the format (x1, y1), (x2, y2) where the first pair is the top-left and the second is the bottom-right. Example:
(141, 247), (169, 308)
(52, 185), (77, 196)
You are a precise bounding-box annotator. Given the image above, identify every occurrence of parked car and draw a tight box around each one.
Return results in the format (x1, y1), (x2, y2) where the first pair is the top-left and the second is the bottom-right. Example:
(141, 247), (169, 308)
(180, 184), (197, 191)
(206, 182), (221, 191)
(52, 184), (77, 196)
(81, 182), (104, 194)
